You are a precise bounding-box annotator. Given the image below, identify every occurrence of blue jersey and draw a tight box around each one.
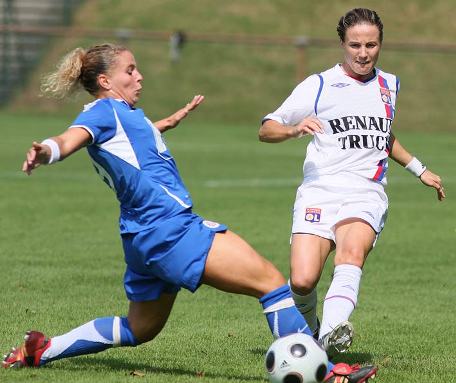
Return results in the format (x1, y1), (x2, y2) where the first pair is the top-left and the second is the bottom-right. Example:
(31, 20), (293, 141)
(70, 98), (193, 233)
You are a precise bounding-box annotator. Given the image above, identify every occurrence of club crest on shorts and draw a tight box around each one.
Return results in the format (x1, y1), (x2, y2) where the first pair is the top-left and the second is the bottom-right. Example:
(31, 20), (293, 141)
(305, 208), (321, 223)
(203, 220), (220, 229)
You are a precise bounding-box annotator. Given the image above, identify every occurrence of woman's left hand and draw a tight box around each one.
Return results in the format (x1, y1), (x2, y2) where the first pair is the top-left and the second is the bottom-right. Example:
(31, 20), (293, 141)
(420, 169), (445, 201)
(155, 95), (205, 132)
(183, 95), (205, 112)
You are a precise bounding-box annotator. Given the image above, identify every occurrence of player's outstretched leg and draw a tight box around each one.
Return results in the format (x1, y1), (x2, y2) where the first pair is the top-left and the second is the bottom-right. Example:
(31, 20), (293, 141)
(3, 294), (176, 368)
(3, 317), (138, 368)
(202, 231), (314, 338)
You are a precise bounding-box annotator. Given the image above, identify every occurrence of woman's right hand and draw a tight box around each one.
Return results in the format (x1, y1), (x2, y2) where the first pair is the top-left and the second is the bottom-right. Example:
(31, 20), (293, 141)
(292, 117), (324, 138)
(22, 141), (51, 175)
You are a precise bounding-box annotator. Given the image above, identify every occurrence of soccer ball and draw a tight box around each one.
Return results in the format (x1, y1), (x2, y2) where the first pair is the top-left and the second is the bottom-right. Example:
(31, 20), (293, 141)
(265, 333), (328, 383)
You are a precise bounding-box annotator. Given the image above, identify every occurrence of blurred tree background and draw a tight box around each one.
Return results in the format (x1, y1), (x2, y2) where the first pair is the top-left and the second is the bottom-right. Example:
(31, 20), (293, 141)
(2, 0), (455, 132)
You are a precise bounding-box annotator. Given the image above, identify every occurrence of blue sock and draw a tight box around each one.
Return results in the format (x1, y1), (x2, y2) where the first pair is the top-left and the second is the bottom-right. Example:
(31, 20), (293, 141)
(260, 284), (314, 338)
(39, 316), (138, 365)
(260, 285), (335, 371)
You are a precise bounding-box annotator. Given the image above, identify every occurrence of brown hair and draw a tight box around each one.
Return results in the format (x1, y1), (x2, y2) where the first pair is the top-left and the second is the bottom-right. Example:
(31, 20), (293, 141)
(40, 43), (128, 98)
(337, 8), (383, 43)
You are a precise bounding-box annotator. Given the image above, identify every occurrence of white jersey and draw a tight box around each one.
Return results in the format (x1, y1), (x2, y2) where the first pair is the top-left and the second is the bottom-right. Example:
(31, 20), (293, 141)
(263, 64), (399, 186)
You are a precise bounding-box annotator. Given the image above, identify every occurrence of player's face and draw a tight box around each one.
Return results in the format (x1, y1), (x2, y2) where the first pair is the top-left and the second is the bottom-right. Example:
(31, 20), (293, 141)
(106, 50), (143, 106)
(341, 23), (381, 81)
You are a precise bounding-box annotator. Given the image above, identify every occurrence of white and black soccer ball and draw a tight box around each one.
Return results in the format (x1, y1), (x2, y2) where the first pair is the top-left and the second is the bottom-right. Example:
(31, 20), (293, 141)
(265, 333), (328, 383)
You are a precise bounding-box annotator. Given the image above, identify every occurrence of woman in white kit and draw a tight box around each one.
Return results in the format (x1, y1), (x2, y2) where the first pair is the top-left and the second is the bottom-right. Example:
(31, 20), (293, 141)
(259, 8), (445, 357)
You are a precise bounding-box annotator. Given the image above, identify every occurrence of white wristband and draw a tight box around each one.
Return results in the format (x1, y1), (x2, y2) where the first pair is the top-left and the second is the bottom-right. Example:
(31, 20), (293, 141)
(405, 157), (426, 177)
(41, 139), (61, 164)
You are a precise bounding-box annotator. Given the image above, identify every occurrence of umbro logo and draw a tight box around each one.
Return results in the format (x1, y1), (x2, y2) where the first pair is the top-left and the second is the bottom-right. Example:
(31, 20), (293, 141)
(280, 360), (291, 369)
(331, 82), (351, 88)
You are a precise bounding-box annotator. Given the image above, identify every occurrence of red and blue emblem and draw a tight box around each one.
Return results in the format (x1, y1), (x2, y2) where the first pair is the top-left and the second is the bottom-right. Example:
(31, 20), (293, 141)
(305, 208), (321, 223)
(378, 75), (394, 118)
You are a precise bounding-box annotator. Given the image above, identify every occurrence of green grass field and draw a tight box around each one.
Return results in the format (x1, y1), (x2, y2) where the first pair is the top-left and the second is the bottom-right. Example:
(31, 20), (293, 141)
(0, 111), (455, 382)
(1, 1), (455, 381)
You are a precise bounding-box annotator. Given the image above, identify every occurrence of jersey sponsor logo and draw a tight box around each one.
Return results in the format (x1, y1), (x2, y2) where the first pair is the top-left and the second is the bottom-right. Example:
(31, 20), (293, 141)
(327, 115), (392, 151)
(339, 134), (389, 151)
(328, 116), (392, 134)
(203, 220), (220, 229)
(331, 82), (351, 88)
(305, 208), (321, 223)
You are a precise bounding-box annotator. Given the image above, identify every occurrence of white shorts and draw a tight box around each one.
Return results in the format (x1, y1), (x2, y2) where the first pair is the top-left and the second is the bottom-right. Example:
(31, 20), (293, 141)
(292, 175), (388, 242)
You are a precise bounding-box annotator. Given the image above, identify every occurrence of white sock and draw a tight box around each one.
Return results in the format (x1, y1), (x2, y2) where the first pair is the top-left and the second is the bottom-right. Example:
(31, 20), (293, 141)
(290, 284), (318, 335)
(319, 264), (362, 339)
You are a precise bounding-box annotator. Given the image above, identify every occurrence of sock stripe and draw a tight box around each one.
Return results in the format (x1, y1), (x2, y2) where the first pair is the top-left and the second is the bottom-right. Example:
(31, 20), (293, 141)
(273, 312), (280, 338)
(112, 316), (121, 347)
(324, 295), (356, 308)
(263, 297), (295, 314)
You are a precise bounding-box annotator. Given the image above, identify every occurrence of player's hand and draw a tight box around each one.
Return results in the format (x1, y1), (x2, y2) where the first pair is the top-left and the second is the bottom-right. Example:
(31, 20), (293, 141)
(168, 95), (205, 129)
(292, 117), (324, 138)
(184, 94), (205, 112)
(419, 169), (445, 201)
(22, 141), (51, 175)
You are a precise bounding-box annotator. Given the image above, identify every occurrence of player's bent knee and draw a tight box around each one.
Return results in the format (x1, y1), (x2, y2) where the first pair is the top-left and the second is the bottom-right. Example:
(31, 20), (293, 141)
(335, 249), (366, 267)
(289, 273), (318, 294)
(129, 321), (165, 344)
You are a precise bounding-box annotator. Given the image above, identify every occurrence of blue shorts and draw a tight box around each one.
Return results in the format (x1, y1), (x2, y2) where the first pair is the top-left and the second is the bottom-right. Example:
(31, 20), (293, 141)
(121, 213), (227, 302)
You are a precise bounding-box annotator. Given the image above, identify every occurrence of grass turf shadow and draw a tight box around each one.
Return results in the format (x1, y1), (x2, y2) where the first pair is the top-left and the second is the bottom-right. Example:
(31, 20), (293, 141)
(53, 355), (266, 382)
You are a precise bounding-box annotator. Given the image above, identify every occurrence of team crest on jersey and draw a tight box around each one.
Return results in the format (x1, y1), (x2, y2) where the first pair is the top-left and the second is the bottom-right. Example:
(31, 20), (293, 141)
(305, 208), (321, 223)
(203, 220), (220, 229)
(331, 82), (351, 88)
(380, 88), (392, 104)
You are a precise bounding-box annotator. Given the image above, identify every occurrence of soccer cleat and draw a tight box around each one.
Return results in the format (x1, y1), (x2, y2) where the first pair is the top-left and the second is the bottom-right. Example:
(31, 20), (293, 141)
(319, 320), (354, 358)
(324, 363), (377, 383)
(2, 331), (50, 368)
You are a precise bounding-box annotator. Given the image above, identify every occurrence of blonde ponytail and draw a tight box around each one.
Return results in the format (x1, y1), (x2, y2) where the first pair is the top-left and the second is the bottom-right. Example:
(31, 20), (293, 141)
(40, 47), (86, 99)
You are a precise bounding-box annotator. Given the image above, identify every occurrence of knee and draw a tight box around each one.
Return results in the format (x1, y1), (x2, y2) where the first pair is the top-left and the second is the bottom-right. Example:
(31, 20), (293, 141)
(335, 247), (365, 267)
(128, 317), (166, 344)
(290, 271), (318, 294)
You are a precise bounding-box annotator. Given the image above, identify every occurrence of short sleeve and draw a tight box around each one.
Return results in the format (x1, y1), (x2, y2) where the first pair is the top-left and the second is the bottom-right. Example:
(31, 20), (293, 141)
(69, 99), (117, 145)
(263, 74), (321, 126)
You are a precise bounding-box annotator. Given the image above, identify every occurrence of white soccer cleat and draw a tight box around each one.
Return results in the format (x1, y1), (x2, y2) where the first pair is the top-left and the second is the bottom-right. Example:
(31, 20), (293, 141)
(319, 320), (354, 358)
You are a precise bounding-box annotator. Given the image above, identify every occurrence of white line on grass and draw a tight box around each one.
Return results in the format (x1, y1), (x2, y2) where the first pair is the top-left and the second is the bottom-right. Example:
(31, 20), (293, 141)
(203, 176), (455, 188)
(2, 171), (454, 188)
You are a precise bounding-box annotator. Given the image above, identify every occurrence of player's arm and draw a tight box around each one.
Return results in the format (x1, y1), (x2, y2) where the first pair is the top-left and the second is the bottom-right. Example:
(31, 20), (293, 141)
(22, 127), (91, 175)
(154, 95), (204, 132)
(259, 117), (323, 143)
(259, 74), (324, 143)
(389, 133), (445, 201)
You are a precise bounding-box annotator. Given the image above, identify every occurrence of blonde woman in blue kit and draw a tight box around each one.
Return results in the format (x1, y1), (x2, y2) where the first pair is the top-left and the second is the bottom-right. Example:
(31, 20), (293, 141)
(3, 42), (377, 383)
